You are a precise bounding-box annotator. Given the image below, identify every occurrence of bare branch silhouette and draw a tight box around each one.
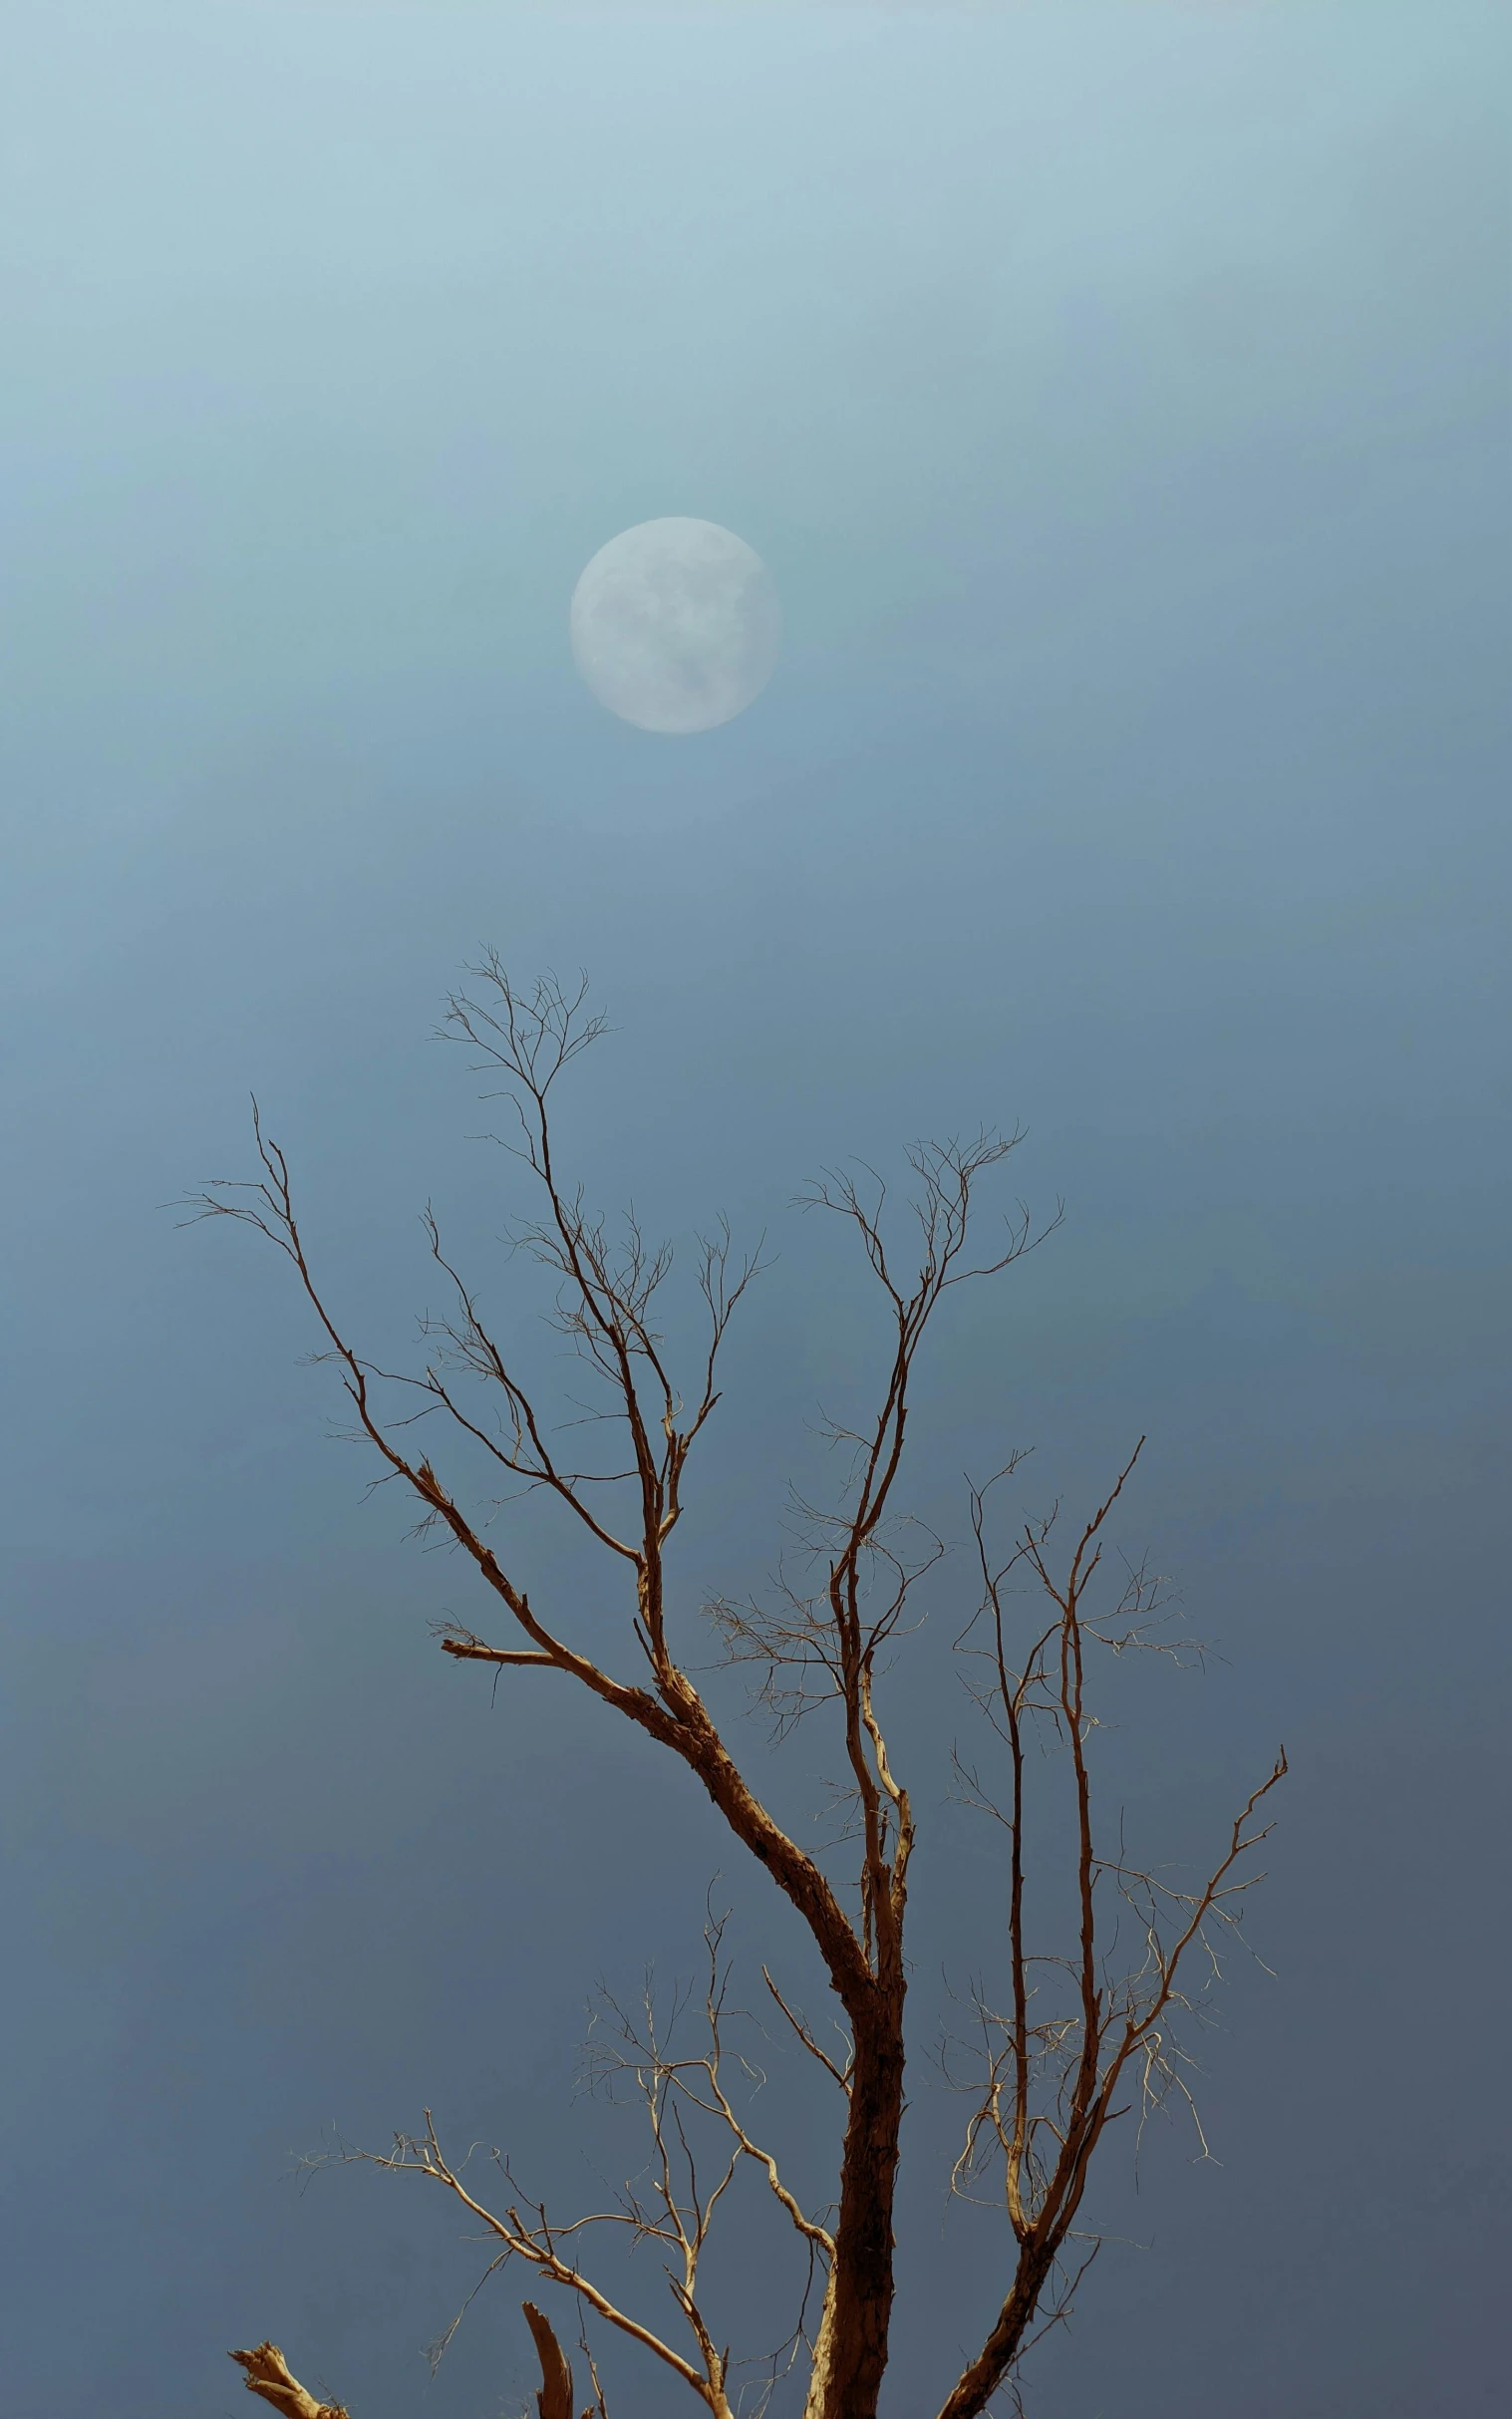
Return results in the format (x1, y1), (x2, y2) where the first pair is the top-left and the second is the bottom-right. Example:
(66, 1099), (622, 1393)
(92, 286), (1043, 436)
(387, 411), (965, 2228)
(187, 958), (1285, 2419)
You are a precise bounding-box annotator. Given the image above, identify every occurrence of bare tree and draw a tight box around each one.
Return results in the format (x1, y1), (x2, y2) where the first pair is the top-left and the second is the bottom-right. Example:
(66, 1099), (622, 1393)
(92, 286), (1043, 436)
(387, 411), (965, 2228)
(187, 958), (1284, 2419)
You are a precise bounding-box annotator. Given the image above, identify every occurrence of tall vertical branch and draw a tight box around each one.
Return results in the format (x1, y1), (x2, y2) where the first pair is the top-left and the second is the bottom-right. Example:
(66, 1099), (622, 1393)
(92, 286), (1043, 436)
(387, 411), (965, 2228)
(937, 1452), (1285, 2419)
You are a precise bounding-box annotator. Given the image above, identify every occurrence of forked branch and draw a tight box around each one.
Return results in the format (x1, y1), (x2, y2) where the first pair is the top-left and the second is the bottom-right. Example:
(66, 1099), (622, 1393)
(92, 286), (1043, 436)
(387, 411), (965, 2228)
(229, 2343), (348, 2419)
(194, 959), (1278, 2419)
(934, 1452), (1286, 2419)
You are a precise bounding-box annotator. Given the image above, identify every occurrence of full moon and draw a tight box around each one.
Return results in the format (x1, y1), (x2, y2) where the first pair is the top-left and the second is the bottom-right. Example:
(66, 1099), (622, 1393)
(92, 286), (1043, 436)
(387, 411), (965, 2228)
(569, 517), (781, 734)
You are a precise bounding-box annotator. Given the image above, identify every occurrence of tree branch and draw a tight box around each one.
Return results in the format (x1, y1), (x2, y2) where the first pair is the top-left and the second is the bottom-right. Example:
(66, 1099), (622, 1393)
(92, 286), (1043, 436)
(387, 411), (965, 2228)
(229, 2343), (349, 2419)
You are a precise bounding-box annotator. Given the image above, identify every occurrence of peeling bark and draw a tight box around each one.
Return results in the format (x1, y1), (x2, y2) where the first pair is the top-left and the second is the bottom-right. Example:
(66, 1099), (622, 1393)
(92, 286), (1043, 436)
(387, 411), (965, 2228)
(799, 2264), (837, 2419)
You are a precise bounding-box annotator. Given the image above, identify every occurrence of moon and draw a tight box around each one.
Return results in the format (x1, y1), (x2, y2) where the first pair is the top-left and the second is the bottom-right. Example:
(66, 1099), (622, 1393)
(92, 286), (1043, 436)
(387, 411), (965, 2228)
(569, 517), (781, 734)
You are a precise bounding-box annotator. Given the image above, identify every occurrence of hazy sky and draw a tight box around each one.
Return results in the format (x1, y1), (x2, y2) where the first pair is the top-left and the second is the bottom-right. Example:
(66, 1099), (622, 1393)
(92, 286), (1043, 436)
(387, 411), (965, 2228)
(2, 7), (1508, 2416)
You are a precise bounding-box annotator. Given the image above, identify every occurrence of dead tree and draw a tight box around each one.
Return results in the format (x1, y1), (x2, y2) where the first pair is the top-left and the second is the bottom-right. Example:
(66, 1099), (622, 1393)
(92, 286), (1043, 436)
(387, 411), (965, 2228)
(187, 958), (1284, 2419)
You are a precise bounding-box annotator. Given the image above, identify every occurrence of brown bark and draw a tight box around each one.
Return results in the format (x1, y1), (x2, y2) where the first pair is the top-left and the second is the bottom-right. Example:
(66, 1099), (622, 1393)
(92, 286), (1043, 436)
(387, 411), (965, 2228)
(933, 2247), (1058, 2419)
(522, 2301), (577, 2419)
(822, 1990), (906, 2419)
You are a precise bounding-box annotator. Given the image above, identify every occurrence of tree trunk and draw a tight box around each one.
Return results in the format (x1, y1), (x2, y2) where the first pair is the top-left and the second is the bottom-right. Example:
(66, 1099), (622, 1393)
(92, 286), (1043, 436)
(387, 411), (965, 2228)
(816, 1988), (906, 2419)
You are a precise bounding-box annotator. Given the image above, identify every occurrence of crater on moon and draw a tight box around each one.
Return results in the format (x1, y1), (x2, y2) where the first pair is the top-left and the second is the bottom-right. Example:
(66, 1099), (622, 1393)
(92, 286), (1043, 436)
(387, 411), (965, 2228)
(569, 517), (781, 735)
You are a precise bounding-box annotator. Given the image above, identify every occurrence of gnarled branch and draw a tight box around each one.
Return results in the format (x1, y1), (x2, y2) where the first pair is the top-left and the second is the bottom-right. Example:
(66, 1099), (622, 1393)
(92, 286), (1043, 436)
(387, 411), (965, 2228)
(229, 2343), (348, 2419)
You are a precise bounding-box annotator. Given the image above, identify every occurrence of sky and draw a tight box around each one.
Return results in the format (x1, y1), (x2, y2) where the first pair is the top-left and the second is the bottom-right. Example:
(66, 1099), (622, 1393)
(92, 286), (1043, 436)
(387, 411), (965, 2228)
(1, 3), (1508, 2414)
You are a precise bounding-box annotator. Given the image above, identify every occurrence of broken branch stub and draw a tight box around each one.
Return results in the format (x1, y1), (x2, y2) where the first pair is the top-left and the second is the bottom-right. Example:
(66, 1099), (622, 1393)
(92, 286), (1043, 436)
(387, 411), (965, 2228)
(229, 2342), (350, 2419)
(522, 2301), (576, 2419)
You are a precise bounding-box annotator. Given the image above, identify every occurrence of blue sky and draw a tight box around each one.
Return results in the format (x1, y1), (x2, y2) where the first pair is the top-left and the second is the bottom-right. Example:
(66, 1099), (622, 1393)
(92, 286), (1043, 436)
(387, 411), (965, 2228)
(1, 6), (1508, 2415)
